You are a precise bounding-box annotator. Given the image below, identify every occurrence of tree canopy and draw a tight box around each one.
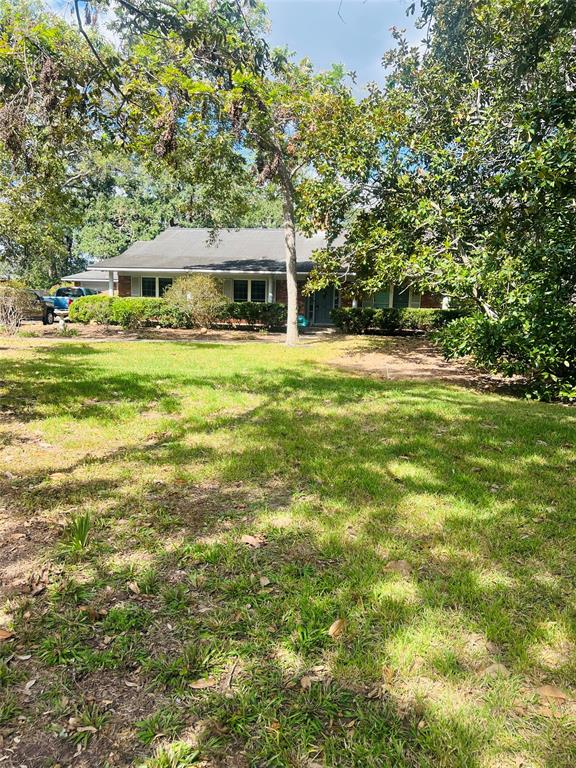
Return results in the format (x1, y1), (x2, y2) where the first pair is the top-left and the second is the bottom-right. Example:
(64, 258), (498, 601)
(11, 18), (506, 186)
(305, 0), (576, 398)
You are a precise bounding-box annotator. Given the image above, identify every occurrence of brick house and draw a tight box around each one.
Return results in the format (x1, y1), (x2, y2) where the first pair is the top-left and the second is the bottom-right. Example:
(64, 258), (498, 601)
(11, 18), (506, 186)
(89, 228), (441, 325)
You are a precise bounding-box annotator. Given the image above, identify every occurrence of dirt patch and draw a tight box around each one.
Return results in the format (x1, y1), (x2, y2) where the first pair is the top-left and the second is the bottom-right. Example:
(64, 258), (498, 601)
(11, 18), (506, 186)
(15, 322), (333, 345)
(330, 336), (518, 392)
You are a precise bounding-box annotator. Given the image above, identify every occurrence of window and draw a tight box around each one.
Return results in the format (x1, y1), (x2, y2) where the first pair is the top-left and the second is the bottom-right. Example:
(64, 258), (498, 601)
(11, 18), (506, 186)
(159, 278), (173, 296)
(233, 280), (249, 302)
(251, 280), (266, 303)
(393, 284), (410, 309)
(56, 287), (84, 298)
(233, 279), (268, 302)
(373, 289), (390, 308)
(142, 277), (156, 297)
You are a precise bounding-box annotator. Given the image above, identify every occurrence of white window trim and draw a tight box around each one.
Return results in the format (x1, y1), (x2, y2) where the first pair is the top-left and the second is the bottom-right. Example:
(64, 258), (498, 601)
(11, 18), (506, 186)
(233, 277), (269, 303)
(141, 276), (173, 298)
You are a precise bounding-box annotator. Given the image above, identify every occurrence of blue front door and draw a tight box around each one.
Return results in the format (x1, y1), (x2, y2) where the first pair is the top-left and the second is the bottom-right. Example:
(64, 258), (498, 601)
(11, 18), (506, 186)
(313, 287), (334, 325)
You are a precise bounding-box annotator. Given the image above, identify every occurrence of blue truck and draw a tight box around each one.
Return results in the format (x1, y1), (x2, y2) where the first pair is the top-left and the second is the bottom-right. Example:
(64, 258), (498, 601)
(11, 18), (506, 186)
(51, 286), (101, 314)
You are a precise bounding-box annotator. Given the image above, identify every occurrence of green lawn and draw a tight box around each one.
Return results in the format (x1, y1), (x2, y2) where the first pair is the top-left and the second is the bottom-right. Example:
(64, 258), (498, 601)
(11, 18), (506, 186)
(0, 339), (575, 768)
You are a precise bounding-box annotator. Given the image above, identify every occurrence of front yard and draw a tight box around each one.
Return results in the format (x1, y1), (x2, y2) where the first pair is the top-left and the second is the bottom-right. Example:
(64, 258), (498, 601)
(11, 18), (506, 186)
(0, 338), (575, 767)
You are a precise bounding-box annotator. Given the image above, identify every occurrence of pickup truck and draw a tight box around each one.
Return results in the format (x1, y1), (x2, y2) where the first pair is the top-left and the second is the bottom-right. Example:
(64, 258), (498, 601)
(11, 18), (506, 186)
(52, 286), (101, 313)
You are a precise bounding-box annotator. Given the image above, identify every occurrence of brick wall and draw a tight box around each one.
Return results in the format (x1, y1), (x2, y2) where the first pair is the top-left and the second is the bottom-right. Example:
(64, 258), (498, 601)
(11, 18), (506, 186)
(118, 275), (132, 297)
(274, 279), (307, 314)
(420, 291), (443, 309)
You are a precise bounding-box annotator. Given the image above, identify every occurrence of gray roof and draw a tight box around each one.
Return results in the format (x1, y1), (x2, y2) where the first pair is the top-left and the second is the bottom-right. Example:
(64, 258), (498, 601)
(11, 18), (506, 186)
(62, 270), (113, 282)
(90, 228), (328, 274)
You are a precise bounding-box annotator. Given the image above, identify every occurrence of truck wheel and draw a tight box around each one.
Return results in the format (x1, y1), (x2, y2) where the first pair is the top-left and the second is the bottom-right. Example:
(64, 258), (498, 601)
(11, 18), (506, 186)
(44, 310), (55, 326)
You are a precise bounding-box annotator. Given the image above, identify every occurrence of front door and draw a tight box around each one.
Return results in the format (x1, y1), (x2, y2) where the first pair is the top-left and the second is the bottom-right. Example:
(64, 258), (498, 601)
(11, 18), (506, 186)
(313, 287), (334, 325)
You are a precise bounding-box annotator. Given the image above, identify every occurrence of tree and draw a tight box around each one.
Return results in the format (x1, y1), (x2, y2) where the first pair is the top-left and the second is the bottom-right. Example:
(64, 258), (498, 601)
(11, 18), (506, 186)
(74, 153), (282, 263)
(0, 1), (109, 285)
(69, 1), (354, 344)
(304, 0), (576, 398)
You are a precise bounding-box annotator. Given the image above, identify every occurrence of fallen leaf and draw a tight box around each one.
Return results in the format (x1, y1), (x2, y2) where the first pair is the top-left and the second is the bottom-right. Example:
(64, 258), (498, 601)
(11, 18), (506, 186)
(124, 680), (139, 688)
(300, 675), (313, 690)
(24, 679), (37, 693)
(0, 629), (14, 642)
(127, 581), (140, 595)
(16, 654), (31, 661)
(536, 684), (571, 702)
(328, 618), (346, 639)
(259, 576), (271, 587)
(483, 663), (510, 678)
(240, 534), (264, 548)
(384, 560), (412, 577)
(190, 677), (217, 689)
(76, 726), (97, 734)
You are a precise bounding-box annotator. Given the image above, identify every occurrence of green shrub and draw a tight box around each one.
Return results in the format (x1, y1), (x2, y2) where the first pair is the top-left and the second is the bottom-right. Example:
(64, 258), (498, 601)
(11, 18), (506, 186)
(69, 295), (113, 324)
(163, 275), (229, 328)
(69, 296), (190, 329)
(228, 301), (287, 329)
(110, 298), (165, 329)
(331, 307), (464, 334)
(437, 310), (576, 402)
(69, 295), (288, 331)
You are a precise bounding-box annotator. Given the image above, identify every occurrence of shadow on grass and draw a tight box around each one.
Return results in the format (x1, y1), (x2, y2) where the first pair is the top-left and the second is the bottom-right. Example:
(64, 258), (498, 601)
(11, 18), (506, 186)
(0, 342), (575, 767)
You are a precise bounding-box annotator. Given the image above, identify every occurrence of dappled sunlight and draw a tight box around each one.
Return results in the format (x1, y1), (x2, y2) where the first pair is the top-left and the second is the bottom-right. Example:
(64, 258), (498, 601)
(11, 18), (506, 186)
(1, 340), (575, 766)
(371, 578), (421, 607)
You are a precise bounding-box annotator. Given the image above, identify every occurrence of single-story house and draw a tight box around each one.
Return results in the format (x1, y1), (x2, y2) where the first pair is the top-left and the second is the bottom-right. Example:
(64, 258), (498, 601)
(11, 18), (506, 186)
(89, 228), (441, 325)
(62, 270), (116, 293)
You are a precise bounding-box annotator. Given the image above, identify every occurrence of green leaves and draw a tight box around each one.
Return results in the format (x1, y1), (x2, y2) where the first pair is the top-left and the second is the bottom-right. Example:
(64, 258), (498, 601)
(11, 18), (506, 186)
(304, 0), (576, 400)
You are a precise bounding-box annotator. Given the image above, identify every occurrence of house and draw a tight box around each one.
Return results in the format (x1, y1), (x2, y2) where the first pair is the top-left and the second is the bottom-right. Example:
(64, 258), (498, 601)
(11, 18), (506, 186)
(62, 270), (117, 293)
(89, 228), (441, 325)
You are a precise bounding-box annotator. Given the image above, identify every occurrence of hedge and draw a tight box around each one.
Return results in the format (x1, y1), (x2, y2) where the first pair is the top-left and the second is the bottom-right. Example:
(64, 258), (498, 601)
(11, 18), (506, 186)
(69, 295), (288, 330)
(227, 301), (287, 329)
(331, 307), (466, 334)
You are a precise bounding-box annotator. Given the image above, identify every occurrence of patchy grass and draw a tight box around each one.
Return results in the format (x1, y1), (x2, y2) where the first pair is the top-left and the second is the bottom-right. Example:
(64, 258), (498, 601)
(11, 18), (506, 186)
(0, 337), (575, 767)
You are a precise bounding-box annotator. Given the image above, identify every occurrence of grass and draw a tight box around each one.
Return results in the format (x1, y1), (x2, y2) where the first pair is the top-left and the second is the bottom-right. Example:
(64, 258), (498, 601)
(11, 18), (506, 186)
(0, 337), (575, 767)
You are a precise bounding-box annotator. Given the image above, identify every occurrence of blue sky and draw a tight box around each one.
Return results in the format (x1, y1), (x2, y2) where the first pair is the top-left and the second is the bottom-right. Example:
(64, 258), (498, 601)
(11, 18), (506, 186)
(49, 0), (420, 90)
(267, 1), (419, 89)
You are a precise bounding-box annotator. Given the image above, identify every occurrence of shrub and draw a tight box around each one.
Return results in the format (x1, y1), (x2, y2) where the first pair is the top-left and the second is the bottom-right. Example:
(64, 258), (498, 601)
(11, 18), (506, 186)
(163, 275), (229, 328)
(69, 295), (289, 331)
(228, 301), (287, 329)
(436, 309), (576, 402)
(69, 296), (182, 329)
(331, 307), (464, 334)
(0, 285), (36, 335)
(69, 295), (113, 324)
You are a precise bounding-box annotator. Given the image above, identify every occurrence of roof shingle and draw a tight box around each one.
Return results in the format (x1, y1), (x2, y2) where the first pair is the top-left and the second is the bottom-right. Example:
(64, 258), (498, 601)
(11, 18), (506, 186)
(91, 228), (327, 274)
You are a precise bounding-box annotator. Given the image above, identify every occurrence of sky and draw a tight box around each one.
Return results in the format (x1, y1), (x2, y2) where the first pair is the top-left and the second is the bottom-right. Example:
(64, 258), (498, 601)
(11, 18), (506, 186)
(49, 0), (421, 91)
(266, 0), (420, 90)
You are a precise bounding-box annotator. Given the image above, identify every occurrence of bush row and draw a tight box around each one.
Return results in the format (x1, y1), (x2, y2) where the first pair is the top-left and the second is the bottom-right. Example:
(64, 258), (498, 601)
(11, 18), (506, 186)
(331, 307), (466, 334)
(68, 295), (288, 330)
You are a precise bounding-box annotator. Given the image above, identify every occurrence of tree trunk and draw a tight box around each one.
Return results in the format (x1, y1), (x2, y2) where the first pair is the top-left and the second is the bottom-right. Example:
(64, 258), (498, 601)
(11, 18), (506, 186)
(281, 185), (299, 346)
